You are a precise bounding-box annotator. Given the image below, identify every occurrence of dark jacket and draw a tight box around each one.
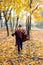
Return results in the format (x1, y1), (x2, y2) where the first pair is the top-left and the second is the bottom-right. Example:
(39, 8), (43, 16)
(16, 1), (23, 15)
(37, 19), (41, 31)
(12, 29), (28, 45)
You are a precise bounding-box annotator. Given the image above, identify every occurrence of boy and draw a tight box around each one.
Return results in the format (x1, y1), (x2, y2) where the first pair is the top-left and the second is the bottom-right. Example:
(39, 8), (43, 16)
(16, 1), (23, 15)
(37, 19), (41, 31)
(12, 25), (28, 54)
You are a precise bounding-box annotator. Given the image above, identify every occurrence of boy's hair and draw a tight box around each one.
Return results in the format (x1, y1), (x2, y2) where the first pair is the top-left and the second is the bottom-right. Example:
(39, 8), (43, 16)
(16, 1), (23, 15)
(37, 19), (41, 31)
(18, 24), (22, 27)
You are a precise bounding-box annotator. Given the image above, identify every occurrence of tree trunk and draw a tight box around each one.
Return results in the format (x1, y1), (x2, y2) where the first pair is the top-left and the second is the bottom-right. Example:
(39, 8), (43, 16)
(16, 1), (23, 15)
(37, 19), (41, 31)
(5, 19), (9, 36)
(3, 9), (10, 36)
(29, 13), (31, 40)
(0, 10), (1, 20)
(13, 18), (15, 29)
(26, 16), (30, 40)
(0, 11), (3, 28)
(30, 13), (31, 30)
(15, 16), (19, 31)
(10, 19), (13, 32)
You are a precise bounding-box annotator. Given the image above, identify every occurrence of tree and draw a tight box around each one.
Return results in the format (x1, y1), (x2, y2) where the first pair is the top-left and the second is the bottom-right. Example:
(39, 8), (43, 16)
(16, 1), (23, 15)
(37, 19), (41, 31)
(9, 9), (13, 33)
(0, 0), (43, 38)
(0, 10), (3, 28)
(3, 8), (12, 36)
(3, 10), (9, 36)
(15, 15), (19, 31)
(23, 0), (42, 39)
(0, 10), (1, 20)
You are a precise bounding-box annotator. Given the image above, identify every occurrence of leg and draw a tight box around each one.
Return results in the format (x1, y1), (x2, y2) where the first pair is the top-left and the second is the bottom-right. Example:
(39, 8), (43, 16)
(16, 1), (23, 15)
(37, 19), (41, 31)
(20, 42), (22, 50)
(18, 42), (20, 54)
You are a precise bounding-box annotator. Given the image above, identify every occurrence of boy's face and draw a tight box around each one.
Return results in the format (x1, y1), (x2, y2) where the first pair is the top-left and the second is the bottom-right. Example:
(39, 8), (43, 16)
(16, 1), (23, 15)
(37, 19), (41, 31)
(18, 27), (22, 31)
(19, 27), (21, 30)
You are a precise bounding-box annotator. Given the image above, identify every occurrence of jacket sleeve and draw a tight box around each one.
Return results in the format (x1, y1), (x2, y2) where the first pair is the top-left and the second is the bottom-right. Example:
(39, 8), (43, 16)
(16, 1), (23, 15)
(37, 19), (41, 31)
(22, 32), (28, 42)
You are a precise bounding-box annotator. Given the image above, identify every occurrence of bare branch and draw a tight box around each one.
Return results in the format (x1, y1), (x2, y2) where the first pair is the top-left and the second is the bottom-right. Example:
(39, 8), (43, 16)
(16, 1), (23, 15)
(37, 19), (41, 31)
(31, 4), (39, 14)
(5, 8), (9, 15)
(29, 0), (32, 8)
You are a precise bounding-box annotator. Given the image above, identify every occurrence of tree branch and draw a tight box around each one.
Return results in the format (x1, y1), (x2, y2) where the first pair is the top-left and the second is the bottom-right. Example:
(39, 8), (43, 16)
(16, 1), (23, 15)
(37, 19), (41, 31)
(8, 8), (12, 20)
(31, 4), (39, 14)
(6, 8), (9, 15)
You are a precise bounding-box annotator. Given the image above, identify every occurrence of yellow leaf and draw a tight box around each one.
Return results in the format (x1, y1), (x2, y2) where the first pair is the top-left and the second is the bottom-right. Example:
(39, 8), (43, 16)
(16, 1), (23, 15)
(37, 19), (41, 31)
(25, 7), (31, 12)
(37, 7), (42, 12)
(16, 8), (21, 14)
(31, 61), (36, 65)
(6, 54), (10, 58)
(15, 0), (21, 3)
(22, 4), (26, 8)
(24, 0), (28, 4)
(33, 11), (38, 15)
(36, 16), (42, 22)
(2, 6), (6, 11)
(33, 11), (42, 22)
(39, 1), (42, 5)
(31, 3), (35, 9)
(20, 16), (24, 19)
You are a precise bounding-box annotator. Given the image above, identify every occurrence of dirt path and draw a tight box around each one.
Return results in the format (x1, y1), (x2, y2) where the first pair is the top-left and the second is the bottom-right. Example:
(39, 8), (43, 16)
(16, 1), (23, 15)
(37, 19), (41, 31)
(0, 28), (43, 65)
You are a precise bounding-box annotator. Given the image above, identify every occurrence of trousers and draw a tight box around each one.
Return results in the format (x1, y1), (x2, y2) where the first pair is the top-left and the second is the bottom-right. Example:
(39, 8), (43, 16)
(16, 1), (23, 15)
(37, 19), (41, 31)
(17, 39), (22, 54)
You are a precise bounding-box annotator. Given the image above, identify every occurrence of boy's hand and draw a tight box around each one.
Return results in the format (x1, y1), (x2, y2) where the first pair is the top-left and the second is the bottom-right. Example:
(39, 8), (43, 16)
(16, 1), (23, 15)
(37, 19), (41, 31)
(12, 33), (14, 36)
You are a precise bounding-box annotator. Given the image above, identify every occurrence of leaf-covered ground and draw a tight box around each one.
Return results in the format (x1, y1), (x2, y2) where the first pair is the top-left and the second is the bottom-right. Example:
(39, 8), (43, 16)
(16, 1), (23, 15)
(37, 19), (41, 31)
(0, 28), (43, 65)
